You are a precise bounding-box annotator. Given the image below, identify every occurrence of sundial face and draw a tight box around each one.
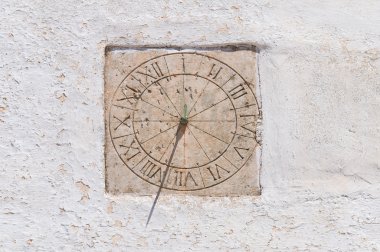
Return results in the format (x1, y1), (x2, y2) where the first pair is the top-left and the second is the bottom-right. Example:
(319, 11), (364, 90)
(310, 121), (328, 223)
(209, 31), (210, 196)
(105, 49), (261, 195)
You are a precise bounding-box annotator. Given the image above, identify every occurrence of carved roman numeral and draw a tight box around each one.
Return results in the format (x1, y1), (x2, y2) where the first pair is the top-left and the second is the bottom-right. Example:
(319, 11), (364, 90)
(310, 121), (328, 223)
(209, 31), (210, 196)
(113, 115), (131, 130)
(228, 84), (247, 100)
(207, 164), (230, 181)
(140, 160), (162, 180)
(119, 139), (141, 161)
(136, 67), (158, 80)
(241, 121), (255, 134)
(236, 121), (256, 139)
(151, 61), (164, 78)
(184, 171), (198, 186)
(173, 170), (184, 186)
(126, 149), (141, 161)
(117, 84), (141, 104)
(208, 64), (223, 79)
(136, 61), (170, 83)
(234, 146), (249, 159)
(149, 167), (162, 180)
(168, 170), (198, 187)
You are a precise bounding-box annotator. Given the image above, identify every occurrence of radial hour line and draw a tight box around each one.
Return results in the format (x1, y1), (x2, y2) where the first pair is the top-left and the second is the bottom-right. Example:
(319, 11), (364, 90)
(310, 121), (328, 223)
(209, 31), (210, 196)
(188, 123), (229, 144)
(222, 155), (238, 169)
(195, 55), (205, 75)
(190, 119), (235, 122)
(141, 99), (179, 118)
(183, 123), (186, 168)
(221, 74), (236, 87)
(188, 96), (229, 119)
(232, 103), (256, 110)
(155, 80), (182, 117)
(182, 55), (185, 112)
(131, 154), (149, 171)
(130, 74), (147, 88)
(113, 104), (137, 111)
(140, 124), (178, 144)
(187, 126), (211, 161)
(112, 133), (134, 139)
(198, 168), (206, 187)
(158, 129), (178, 161)
(133, 119), (179, 122)
(163, 57), (171, 79)
(187, 79), (210, 116)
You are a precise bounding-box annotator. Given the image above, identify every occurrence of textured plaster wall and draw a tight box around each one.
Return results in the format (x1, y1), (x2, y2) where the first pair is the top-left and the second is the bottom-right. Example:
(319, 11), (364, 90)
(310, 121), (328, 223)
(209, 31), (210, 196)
(1, 0), (380, 251)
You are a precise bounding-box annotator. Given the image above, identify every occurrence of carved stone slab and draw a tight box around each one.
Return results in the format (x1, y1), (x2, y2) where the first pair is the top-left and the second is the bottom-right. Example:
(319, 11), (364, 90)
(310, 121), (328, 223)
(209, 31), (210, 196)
(104, 47), (261, 196)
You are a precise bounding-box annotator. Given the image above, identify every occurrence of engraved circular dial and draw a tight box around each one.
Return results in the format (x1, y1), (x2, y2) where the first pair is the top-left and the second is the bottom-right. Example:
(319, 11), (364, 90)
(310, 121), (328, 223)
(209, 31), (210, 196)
(109, 52), (259, 191)
(133, 74), (236, 169)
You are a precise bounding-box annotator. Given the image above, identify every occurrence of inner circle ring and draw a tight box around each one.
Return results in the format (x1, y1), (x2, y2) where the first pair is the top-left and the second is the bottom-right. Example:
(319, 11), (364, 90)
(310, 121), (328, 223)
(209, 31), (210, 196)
(131, 73), (238, 169)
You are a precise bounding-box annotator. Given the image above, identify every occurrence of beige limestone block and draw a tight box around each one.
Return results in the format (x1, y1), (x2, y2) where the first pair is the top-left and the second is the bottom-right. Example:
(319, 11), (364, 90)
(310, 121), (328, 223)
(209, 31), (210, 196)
(104, 47), (261, 196)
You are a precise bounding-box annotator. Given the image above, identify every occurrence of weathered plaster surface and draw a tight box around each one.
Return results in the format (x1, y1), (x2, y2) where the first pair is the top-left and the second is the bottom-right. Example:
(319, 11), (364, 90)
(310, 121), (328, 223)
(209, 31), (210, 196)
(0, 0), (379, 251)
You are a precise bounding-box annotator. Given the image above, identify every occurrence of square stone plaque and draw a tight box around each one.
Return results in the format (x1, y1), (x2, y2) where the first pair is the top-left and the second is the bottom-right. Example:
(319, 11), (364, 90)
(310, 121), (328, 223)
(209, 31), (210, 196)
(104, 46), (261, 196)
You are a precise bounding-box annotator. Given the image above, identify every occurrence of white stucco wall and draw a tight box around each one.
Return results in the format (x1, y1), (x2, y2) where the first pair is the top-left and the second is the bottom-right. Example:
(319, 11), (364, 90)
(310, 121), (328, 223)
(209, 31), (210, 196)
(1, 0), (379, 251)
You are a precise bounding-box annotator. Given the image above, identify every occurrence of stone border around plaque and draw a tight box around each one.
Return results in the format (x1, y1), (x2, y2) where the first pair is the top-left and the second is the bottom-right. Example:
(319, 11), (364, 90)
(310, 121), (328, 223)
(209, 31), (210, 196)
(104, 45), (262, 196)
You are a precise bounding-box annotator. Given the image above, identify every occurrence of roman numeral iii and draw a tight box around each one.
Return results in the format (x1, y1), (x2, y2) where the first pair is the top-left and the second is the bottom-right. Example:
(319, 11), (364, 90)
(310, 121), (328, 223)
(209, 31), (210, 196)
(228, 84), (247, 100)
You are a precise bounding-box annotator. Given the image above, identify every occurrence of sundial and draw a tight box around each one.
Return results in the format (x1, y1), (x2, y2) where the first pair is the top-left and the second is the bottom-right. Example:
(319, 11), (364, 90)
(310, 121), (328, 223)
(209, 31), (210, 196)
(105, 47), (261, 197)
